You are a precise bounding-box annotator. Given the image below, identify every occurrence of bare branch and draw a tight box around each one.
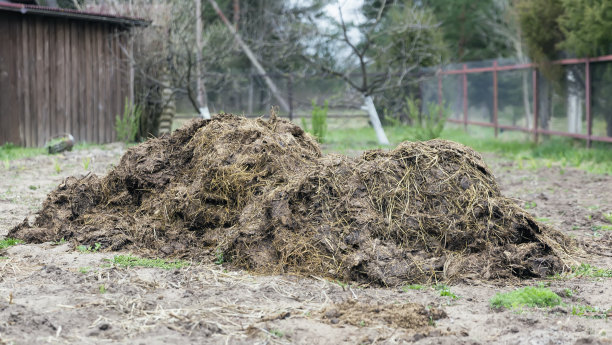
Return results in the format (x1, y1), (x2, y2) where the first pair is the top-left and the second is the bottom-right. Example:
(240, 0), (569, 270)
(300, 54), (362, 91)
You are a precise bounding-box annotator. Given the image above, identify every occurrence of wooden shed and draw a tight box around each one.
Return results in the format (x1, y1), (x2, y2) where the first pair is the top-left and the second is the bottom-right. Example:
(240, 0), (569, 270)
(0, 1), (148, 147)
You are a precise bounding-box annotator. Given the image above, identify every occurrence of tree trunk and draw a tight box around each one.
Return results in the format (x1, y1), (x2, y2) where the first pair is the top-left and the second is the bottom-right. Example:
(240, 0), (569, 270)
(248, 70), (254, 115)
(538, 74), (551, 131)
(195, 0), (210, 119)
(362, 95), (389, 145)
(287, 74), (294, 121)
(158, 74), (176, 135)
(567, 93), (582, 134)
(566, 70), (582, 134)
(454, 76), (462, 119)
(208, 0), (290, 113)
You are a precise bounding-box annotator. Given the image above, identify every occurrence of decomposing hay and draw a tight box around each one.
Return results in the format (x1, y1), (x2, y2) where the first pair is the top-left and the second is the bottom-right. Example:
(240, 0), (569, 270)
(9, 113), (577, 285)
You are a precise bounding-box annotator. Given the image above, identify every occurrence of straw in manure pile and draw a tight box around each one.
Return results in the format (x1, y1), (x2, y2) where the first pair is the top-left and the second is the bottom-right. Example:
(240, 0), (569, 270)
(9, 113), (577, 285)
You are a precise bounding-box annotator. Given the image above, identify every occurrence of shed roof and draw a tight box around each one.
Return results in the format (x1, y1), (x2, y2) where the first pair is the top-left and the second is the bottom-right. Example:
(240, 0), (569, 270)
(0, 1), (149, 26)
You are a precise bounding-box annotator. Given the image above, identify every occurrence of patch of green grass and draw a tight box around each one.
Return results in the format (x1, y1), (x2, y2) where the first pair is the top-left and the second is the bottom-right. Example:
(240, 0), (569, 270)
(604, 212), (612, 224)
(592, 225), (612, 231)
(490, 286), (562, 310)
(402, 284), (426, 291)
(434, 284), (458, 299)
(107, 255), (190, 270)
(0, 142), (109, 164)
(77, 242), (101, 253)
(214, 249), (224, 265)
(73, 142), (107, 151)
(82, 157), (91, 170)
(0, 143), (45, 162)
(536, 217), (551, 223)
(440, 289), (458, 299)
(0, 238), (23, 250)
(524, 201), (537, 209)
(53, 159), (61, 174)
(53, 238), (67, 245)
(571, 305), (610, 319)
(269, 329), (284, 338)
(428, 315), (436, 326)
(557, 263), (612, 279)
(99, 284), (107, 294)
(79, 266), (91, 274)
(324, 125), (612, 174)
(333, 280), (348, 289)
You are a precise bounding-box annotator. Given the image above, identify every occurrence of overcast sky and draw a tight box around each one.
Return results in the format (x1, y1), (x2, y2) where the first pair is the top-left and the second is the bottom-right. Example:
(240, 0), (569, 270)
(320, 0), (365, 48)
(323, 0), (365, 25)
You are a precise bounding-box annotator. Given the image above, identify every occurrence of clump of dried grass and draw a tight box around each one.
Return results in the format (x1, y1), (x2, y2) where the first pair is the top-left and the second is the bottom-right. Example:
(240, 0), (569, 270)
(9, 113), (577, 285)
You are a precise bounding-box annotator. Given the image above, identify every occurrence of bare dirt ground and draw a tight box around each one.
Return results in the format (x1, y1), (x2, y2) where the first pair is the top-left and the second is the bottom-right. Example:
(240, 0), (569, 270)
(0, 145), (610, 345)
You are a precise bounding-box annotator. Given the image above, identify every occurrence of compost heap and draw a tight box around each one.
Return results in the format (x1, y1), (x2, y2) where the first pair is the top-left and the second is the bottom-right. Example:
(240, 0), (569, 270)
(9, 113), (576, 285)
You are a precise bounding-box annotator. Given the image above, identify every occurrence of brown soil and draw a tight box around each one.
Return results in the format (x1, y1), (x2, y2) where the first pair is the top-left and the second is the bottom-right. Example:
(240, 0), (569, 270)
(9, 114), (576, 286)
(320, 300), (446, 329)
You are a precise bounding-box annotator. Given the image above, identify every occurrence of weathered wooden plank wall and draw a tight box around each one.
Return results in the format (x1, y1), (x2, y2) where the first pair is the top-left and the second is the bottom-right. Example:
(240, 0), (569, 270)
(0, 12), (131, 147)
(0, 17), (20, 145)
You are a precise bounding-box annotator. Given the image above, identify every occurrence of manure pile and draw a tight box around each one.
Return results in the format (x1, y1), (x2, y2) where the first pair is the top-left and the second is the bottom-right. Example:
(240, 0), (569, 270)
(9, 113), (576, 285)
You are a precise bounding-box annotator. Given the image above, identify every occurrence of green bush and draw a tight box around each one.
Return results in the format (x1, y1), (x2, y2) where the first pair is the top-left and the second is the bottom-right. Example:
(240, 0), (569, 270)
(405, 97), (449, 141)
(303, 99), (328, 143)
(490, 286), (562, 309)
(115, 98), (142, 143)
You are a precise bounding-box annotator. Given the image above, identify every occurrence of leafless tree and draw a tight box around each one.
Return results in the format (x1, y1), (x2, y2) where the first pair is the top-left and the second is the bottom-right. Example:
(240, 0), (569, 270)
(487, 0), (534, 130)
(303, 1), (446, 145)
(83, 0), (237, 134)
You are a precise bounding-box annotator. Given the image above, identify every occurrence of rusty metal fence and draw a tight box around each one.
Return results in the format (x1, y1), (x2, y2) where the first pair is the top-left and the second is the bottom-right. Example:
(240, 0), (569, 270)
(176, 56), (612, 147)
(428, 56), (612, 146)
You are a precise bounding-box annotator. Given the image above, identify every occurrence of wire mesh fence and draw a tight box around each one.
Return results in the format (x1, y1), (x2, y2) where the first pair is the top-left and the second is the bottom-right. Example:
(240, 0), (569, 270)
(433, 56), (612, 146)
(176, 55), (612, 146)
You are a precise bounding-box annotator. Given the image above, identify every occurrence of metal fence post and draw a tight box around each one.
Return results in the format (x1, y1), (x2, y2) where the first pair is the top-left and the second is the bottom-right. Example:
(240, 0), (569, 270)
(463, 64), (468, 131)
(585, 60), (592, 148)
(532, 68), (538, 144)
(493, 61), (498, 137)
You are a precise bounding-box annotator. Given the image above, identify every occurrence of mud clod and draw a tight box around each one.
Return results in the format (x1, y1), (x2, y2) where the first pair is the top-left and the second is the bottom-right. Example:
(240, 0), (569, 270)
(9, 113), (577, 285)
(320, 300), (446, 330)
